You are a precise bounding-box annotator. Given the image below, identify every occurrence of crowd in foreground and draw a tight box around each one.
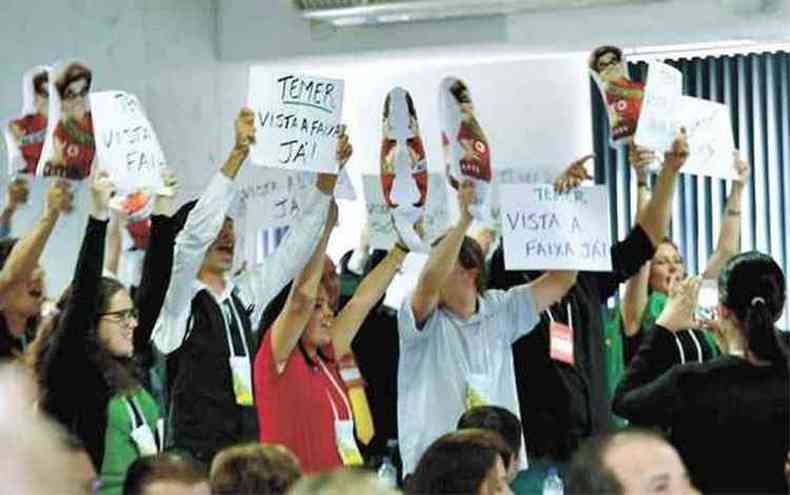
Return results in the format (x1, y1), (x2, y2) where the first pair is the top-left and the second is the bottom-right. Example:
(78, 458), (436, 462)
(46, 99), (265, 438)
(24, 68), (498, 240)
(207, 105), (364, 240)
(0, 109), (787, 495)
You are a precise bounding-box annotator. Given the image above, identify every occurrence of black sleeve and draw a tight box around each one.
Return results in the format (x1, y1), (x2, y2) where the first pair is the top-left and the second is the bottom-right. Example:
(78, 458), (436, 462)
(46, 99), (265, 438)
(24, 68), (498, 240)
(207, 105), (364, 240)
(134, 215), (175, 353)
(612, 324), (685, 425)
(488, 243), (528, 291)
(42, 217), (107, 412)
(592, 225), (655, 302)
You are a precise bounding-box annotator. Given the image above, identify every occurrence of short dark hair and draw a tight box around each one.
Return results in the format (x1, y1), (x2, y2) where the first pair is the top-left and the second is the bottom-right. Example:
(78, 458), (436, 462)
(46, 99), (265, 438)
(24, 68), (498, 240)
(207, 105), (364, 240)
(33, 71), (48, 97)
(431, 234), (487, 294)
(54, 62), (92, 100)
(407, 429), (511, 495)
(567, 428), (667, 495)
(449, 80), (471, 105)
(457, 406), (522, 459)
(123, 453), (205, 495)
(210, 443), (301, 495)
(718, 251), (787, 362)
(589, 46), (623, 72)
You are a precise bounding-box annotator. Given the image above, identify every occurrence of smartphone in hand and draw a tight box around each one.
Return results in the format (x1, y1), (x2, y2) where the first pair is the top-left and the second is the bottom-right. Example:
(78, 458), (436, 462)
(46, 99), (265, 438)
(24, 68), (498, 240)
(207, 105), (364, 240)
(695, 278), (719, 322)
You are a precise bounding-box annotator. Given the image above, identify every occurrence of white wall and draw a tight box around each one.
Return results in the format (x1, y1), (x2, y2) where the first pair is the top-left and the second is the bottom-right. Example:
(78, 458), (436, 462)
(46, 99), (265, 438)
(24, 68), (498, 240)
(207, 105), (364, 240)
(0, 0), (223, 294)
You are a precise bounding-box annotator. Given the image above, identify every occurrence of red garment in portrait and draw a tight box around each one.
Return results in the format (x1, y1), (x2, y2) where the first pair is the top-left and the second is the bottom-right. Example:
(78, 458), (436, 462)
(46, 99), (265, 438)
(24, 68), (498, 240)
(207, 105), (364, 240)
(604, 78), (644, 141)
(9, 113), (47, 174)
(380, 137), (428, 208)
(457, 120), (492, 182)
(44, 113), (95, 180)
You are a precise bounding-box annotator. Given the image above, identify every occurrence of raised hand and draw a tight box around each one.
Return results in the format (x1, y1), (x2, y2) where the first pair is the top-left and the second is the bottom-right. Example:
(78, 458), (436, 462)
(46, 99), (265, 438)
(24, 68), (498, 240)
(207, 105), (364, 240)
(154, 167), (179, 216)
(732, 151), (750, 184)
(458, 179), (475, 225)
(45, 180), (74, 216)
(656, 276), (701, 332)
(627, 141), (656, 177)
(663, 127), (689, 172)
(235, 107), (256, 151)
(336, 125), (353, 168)
(7, 178), (30, 210)
(553, 154), (594, 194)
(90, 170), (115, 220)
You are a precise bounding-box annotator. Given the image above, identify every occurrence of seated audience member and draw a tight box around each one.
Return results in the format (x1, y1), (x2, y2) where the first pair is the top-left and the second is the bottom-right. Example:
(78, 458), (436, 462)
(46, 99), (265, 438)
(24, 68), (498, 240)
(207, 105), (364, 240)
(0, 177), (29, 239)
(257, 184), (407, 472)
(457, 406), (524, 487)
(210, 442), (301, 495)
(288, 468), (399, 495)
(152, 111), (343, 467)
(0, 180), (71, 359)
(614, 252), (789, 494)
(36, 171), (166, 495)
(487, 132), (687, 469)
(407, 429), (513, 495)
(566, 428), (698, 495)
(398, 181), (577, 475)
(123, 454), (208, 495)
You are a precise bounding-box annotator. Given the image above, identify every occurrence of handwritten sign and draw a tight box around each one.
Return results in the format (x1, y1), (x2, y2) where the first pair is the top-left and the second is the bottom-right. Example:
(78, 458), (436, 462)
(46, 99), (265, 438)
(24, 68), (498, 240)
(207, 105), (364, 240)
(500, 184), (612, 271)
(675, 96), (736, 180)
(248, 70), (344, 174)
(90, 91), (166, 194)
(634, 61), (683, 153)
(362, 173), (450, 251)
(489, 165), (565, 226)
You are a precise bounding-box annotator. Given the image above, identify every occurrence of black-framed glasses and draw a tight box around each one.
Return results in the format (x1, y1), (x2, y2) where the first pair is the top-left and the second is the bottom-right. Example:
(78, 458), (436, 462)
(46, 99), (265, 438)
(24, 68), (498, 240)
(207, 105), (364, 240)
(99, 308), (139, 323)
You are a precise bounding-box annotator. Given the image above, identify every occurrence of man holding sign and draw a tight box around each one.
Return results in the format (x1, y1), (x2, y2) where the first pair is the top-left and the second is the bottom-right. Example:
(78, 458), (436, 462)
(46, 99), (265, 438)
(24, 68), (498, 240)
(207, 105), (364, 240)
(151, 108), (350, 467)
(396, 180), (578, 476)
(489, 131), (688, 488)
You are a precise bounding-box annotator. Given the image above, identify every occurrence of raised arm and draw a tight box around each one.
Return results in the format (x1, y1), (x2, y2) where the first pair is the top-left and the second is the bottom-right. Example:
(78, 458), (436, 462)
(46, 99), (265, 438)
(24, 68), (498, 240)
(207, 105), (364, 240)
(134, 169), (179, 352)
(331, 245), (407, 359)
(103, 209), (125, 277)
(0, 180), (71, 308)
(621, 144), (656, 336)
(0, 178), (29, 239)
(529, 271), (578, 314)
(636, 129), (688, 246)
(269, 202), (337, 366)
(411, 182), (474, 324)
(152, 109), (254, 354)
(702, 153), (748, 279)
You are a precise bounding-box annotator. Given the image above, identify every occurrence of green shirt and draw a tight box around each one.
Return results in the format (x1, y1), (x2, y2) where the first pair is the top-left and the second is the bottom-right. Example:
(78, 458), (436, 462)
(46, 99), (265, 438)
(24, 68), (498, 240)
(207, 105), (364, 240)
(99, 388), (161, 495)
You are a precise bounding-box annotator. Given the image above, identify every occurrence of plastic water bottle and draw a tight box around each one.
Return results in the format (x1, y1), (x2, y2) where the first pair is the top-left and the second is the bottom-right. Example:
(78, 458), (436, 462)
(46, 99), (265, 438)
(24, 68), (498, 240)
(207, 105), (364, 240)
(543, 466), (564, 495)
(377, 439), (399, 489)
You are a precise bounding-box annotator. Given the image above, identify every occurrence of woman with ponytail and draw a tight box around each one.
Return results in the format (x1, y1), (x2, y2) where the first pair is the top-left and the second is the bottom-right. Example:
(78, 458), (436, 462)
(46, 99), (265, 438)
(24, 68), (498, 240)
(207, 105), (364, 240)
(613, 252), (788, 494)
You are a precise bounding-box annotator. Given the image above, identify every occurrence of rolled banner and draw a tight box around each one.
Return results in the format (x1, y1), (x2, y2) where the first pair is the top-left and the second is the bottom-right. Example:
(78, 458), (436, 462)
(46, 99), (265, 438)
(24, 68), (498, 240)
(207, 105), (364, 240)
(380, 87), (429, 252)
(5, 65), (51, 176)
(439, 77), (492, 221)
(588, 46), (644, 146)
(36, 60), (96, 180)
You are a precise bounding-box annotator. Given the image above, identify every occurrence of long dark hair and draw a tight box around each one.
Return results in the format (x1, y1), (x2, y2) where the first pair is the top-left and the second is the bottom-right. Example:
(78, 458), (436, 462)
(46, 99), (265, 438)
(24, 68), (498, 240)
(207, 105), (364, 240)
(36, 277), (140, 404)
(718, 251), (787, 363)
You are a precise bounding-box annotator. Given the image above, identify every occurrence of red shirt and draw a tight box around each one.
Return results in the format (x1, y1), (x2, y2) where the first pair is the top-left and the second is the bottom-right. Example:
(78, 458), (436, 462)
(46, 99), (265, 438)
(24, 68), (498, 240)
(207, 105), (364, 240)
(45, 113), (95, 180)
(9, 113), (47, 174)
(380, 137), (428, 208)
(255, 331), (351, 474)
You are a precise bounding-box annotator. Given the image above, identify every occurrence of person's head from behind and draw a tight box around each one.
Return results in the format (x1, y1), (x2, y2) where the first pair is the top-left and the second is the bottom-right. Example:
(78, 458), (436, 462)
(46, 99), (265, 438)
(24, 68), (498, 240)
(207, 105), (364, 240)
(436, 234), (487, 308)
(567, 428), (698, 495)
(123, 453), (208, 495)
(717, 251), (786, 363)
(649, 238), (685, 294)
(589, 46), (625, 82)
(408, 429), (512, 495)
(288, 468), (398, 495)
(0, 238), (47, 324)
(457, 406), (523, 482)
(210, 442), (301, 495)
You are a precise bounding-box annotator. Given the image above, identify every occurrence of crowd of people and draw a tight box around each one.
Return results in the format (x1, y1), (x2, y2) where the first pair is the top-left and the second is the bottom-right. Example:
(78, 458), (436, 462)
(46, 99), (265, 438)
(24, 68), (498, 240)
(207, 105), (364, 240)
(0, 105), (787, 495)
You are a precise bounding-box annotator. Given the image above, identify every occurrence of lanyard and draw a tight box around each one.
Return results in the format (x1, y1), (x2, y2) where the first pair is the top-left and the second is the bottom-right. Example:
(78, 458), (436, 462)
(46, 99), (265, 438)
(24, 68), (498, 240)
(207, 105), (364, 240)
(124, 396), (161, 452)
(222, 298), (250, 359)
(545, 303), (573, 331)
(317, 357), (352, 421)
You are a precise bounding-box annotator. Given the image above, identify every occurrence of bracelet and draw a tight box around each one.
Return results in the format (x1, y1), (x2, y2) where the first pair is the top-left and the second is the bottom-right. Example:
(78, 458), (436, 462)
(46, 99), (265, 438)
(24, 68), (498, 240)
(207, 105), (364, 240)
(394, 241), (410, 253)
(726, 208), (741, 216)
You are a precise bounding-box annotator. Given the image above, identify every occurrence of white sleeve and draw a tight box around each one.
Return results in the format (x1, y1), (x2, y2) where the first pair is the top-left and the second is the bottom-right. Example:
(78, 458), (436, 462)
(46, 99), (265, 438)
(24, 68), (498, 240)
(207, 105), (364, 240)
(347, 248), (370, 276)
(152, 172), (237, 354)
(489, 285), (540, 344)
(235, 186), (331, 330)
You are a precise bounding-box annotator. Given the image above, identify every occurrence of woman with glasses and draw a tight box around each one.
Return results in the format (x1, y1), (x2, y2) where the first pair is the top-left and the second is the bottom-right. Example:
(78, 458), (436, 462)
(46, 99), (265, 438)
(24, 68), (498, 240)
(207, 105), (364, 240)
(36, 170), (163, 495)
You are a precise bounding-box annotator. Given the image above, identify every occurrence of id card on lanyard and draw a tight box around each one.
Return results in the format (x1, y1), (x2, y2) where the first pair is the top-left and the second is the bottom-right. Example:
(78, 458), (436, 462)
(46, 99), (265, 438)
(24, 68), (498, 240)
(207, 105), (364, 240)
(222, 299), (254, 406)
(548, 304), (574, 366)
(124, 396), (163, 457)
(318, 358), (364, 466)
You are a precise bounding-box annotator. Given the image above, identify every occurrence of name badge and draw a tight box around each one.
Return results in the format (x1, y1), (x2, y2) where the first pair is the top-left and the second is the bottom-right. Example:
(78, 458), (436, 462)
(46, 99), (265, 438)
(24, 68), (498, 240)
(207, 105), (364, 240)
(550, 321), (574, 366)
(334, 419), (364, 466)
(229, 356), (254, 406)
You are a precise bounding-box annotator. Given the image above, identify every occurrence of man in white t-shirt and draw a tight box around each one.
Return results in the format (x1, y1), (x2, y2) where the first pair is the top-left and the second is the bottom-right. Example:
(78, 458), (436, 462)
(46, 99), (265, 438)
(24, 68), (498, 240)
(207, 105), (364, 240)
(397, 181), (577, 475)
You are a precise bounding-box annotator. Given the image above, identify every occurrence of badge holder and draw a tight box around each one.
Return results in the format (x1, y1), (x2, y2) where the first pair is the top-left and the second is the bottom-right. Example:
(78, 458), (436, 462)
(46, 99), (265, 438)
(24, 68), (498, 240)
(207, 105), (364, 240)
(223, 300), (254, 406)
(548, 304), (575, 366)
(125, 396), (160, 457)
(319, 360), (364, 466)
(465, 373), (493, 411)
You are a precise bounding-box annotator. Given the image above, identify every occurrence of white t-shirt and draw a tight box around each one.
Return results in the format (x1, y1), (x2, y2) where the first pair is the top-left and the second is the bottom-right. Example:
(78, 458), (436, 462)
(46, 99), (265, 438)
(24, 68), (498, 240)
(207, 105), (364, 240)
(397, 284), (540, 475)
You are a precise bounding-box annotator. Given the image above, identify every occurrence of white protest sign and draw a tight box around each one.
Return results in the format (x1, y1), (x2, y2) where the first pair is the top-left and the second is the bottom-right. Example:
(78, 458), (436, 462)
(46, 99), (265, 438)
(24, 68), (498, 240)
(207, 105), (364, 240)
(335, 167), (356, 201)
(675, 96), (736, 180)
(489, 164), (566, 227)
(383, 252), (428, 310)
(91, 91), (166, 194)
(500, 184), (612, 271)
(634, 61), (683, 153)
(248, 69), (344, 174)
(362, 173), (450, 251)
